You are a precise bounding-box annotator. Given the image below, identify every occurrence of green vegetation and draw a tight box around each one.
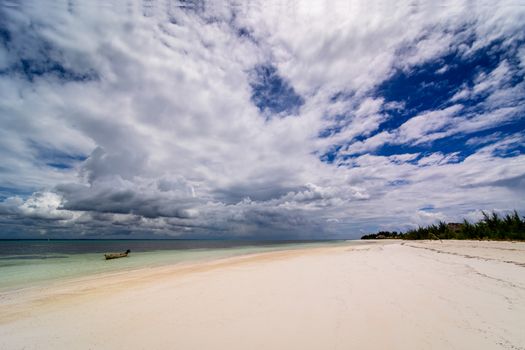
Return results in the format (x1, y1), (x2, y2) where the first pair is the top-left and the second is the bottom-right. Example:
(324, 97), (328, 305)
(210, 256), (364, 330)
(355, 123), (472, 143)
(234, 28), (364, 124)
(361, 231), (401, 240)
(361, 211), (525, 241)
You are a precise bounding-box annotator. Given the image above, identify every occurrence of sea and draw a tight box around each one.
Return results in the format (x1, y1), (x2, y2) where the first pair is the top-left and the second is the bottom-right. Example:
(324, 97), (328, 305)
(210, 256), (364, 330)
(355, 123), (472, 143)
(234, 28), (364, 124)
(0, 239), (351, 292)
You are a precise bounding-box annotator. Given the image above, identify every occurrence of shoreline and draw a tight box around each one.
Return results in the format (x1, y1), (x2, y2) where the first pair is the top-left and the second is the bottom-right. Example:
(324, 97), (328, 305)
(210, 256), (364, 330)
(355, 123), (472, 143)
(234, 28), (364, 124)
(0, 240), (354, 294)
(1, 240), (524, 349)
(0, 242), (366, 324)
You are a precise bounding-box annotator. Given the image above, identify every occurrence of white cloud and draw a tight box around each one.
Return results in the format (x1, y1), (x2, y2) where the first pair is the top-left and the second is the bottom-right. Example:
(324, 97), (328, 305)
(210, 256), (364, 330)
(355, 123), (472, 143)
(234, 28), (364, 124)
(0, 192), (77, 221)
(396, 105), (463, 144)
(465, 132), (502, 146)
(519, 47), (525, 70)
(0, 0), (524, 238)
(450, 87), (470, 102)
(344, 131), (393, 155)
(411, 210), (448, 227)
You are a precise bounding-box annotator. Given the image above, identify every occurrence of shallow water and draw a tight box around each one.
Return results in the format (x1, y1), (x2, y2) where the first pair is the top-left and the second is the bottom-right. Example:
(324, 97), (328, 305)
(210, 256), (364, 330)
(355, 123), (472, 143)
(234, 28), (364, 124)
(0, 240), (353, 292)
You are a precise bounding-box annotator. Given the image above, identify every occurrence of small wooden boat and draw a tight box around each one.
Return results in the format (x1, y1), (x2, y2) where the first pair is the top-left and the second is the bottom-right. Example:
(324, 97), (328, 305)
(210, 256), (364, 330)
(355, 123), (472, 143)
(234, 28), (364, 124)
(104, 249), (130, 260)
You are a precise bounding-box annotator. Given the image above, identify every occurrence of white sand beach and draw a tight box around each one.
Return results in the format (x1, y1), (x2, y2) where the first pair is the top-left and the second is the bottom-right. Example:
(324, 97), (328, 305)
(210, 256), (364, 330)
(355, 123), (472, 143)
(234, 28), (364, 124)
(1, 240), (525, 350)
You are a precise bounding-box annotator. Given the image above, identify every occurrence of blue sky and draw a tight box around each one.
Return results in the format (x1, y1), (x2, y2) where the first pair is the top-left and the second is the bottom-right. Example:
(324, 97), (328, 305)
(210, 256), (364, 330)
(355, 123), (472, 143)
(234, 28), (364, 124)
(0, 0), (524, 239)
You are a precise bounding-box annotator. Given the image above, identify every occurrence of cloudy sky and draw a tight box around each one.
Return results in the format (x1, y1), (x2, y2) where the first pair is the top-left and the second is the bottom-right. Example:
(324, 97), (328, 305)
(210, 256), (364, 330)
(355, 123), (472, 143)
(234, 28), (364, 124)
(0, 0), (524, 239)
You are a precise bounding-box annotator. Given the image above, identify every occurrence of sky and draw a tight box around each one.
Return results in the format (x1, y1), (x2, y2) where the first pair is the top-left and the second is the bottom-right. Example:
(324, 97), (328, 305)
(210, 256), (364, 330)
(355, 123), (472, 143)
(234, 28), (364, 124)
(0, 0), (524, 239)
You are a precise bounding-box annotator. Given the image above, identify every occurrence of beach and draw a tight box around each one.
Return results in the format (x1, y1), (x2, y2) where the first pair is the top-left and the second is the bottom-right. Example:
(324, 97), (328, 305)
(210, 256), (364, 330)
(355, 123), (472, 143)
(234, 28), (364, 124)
(1, 240), (524, 350)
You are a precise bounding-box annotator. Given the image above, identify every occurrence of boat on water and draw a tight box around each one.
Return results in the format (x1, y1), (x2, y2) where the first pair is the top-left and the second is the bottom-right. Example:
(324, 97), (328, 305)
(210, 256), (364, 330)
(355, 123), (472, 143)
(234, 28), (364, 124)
(104, 249), (131, 260)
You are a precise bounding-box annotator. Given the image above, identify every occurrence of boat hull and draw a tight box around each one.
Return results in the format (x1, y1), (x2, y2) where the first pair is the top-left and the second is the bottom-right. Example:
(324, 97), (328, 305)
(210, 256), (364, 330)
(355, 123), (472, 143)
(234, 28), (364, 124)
(104, 252), (129, 260)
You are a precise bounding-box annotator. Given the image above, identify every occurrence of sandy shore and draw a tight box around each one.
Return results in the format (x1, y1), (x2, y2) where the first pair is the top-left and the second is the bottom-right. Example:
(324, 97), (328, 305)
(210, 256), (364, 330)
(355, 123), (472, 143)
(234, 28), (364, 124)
(1, 240), (525, 350)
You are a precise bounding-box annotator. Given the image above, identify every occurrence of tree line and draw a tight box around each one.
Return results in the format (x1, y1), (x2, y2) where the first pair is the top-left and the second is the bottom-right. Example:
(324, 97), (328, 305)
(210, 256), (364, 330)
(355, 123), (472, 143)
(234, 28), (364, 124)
(361, 211), (525, 241)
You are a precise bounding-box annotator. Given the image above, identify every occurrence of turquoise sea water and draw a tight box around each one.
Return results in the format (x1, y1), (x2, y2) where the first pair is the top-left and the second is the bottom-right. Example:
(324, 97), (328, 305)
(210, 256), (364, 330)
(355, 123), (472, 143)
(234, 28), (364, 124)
(0, 240), (352, 292)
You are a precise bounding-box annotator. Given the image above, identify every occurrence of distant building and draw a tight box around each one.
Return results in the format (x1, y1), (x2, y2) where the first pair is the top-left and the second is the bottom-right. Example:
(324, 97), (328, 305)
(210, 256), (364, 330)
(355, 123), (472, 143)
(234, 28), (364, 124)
(447, 223), (463, 232)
